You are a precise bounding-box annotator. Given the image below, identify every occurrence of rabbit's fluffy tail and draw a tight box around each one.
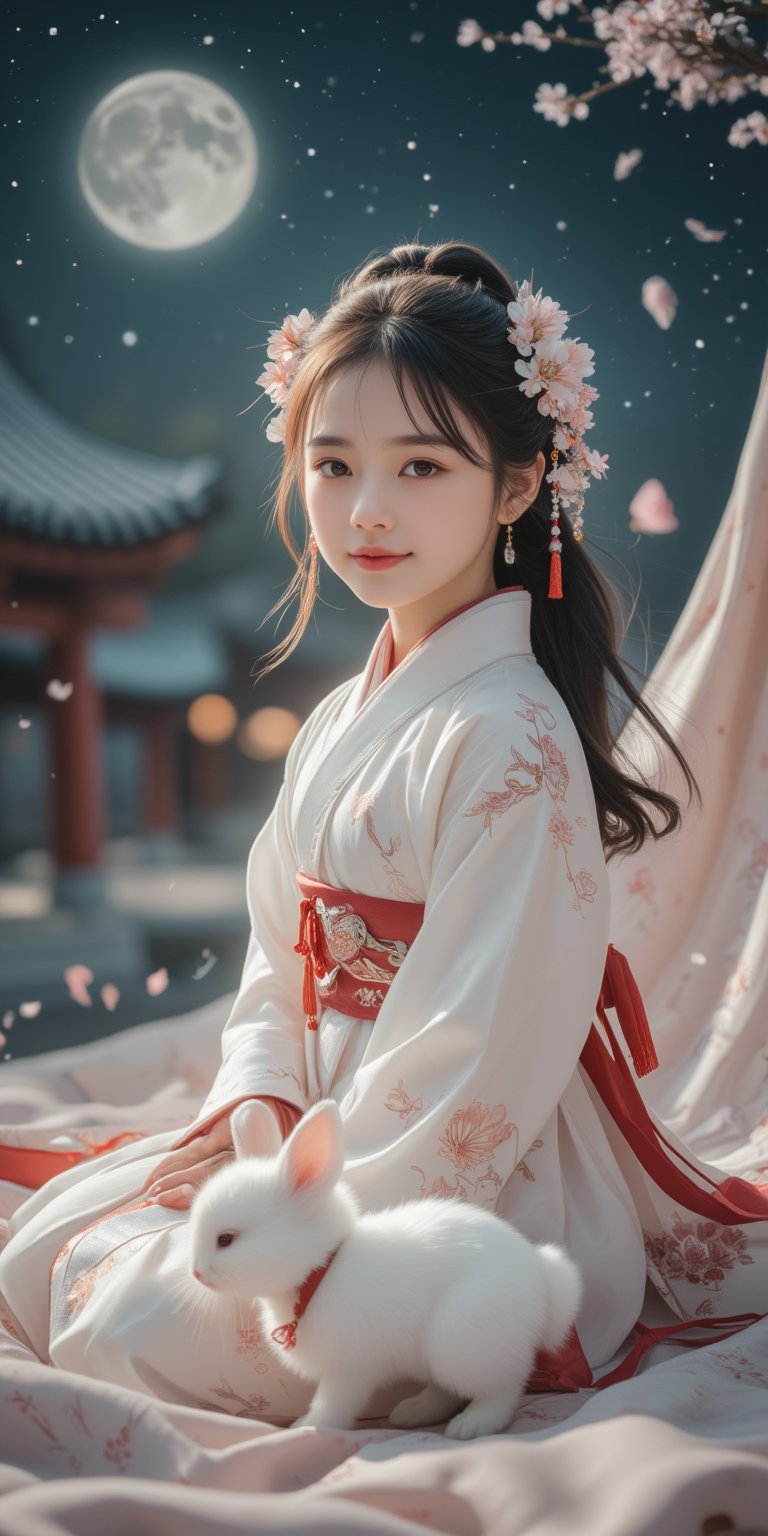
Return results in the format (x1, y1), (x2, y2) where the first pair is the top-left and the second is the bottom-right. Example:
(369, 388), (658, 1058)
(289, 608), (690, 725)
(536, 1243), (582, 1353)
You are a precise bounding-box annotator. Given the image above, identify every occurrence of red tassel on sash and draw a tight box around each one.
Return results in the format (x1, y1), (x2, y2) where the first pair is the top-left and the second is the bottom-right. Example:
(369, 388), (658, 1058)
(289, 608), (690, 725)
(293, 897), (334, 1030)
(597, 943), (659, 1078)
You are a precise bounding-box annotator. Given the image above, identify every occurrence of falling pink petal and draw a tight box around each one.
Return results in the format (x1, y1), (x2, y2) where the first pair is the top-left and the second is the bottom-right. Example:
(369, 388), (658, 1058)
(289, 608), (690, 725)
(146, 967), (169, 996)
(684, 217), (726, 243)
(18, 717), (31, 730)
(19, 1000), (42, 1018)
(641, 277), (678, 330)
(46, 678), (74, 701)
(64, 964), (94, 1007)
(0, 1032), (5, 1049)
(613, 148), (643, 182)
(101, 983), (120, 1011)
(629, 479), (679, 534)
(2, 1011), (14, 1030)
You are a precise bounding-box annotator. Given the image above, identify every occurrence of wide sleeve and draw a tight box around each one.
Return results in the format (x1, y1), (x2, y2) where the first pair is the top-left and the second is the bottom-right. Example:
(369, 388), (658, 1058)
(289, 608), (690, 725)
(336, 698), (612, 1211)
(170, 771), (309, 1150)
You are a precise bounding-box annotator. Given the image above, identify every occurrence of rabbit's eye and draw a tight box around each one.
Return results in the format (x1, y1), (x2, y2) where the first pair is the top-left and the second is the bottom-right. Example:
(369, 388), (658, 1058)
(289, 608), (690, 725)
(216, 1233), (235, 1248)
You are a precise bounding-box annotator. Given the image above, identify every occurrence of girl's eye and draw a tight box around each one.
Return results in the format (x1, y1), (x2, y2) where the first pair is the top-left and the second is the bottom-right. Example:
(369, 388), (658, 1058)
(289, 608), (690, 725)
(314, 459), (442, 479)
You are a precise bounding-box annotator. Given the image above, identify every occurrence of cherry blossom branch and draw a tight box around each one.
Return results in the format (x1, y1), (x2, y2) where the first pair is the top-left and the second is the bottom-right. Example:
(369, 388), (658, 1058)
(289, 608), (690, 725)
(457, 4), (768, 147)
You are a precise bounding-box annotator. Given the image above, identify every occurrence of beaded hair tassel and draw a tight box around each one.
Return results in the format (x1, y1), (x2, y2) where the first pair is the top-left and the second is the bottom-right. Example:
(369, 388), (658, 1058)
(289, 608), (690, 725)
(505, 277), (604, 601)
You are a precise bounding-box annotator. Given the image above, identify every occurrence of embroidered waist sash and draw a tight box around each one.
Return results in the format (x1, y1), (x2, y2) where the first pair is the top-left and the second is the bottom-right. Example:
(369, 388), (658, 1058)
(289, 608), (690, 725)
(294, 869), (658, 1077)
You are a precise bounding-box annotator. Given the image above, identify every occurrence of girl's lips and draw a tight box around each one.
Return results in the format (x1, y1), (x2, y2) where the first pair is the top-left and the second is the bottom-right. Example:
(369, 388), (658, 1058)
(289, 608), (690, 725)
(351, 552), (410, 569)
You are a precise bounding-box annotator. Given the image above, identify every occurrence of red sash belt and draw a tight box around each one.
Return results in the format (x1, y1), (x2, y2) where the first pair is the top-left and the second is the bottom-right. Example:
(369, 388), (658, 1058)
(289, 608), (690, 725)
(294, 872), (658, 1077)
(294, 873), (424, 1028)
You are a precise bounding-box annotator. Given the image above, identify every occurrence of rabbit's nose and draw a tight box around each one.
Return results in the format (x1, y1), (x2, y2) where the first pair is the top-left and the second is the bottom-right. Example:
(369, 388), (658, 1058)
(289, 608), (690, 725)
(192, 1268), (201, 1280)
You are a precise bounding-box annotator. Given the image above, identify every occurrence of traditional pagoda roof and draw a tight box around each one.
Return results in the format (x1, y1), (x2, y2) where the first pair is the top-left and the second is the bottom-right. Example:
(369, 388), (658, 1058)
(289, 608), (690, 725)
(0, 352), (225, 547)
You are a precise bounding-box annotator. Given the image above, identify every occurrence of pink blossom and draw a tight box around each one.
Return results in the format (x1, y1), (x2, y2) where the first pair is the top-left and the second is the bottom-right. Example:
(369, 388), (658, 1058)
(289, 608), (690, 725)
(506, 279), (569, 356)
(536, 0), (577, 21)
(511, 22), (552, 53)
(533, 82), (577, 127)
(256, 306), (316, 443)
(728, 110), (768, 148)
(456, 18), (483, 47)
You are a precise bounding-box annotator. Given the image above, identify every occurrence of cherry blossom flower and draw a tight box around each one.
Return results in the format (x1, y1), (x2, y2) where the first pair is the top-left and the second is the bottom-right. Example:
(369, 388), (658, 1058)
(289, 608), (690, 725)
(457, 18), (484, 47)
(256, 307), (316, 443)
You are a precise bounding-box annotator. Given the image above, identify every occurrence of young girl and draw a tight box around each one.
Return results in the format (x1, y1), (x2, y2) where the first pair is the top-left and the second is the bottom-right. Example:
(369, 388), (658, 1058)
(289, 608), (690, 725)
(1, 240), (766, 1425)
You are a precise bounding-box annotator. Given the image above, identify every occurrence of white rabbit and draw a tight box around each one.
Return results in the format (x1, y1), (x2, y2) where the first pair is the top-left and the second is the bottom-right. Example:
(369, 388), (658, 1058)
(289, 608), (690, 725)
(187, 1096), (582, 1439)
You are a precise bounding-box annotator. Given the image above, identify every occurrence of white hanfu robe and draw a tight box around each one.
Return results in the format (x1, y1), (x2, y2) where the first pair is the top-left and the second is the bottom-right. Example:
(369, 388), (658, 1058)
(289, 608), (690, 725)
(1, 586), (767, 1424)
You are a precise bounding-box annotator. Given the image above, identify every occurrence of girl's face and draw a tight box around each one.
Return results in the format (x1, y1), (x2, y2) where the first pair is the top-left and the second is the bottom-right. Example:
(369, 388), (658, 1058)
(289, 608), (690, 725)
(302, 358), (545, 657)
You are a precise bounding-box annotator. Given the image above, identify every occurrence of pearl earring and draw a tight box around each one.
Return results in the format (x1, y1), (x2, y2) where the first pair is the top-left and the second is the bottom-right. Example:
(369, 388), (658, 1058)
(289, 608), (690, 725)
(504, 522), (516, 566)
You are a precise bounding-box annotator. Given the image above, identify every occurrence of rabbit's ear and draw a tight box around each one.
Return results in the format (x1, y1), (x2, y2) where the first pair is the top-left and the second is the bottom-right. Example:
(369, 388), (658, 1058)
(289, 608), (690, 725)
(230, 1099), (283, 1161)
(279, 1099), (344, 1199)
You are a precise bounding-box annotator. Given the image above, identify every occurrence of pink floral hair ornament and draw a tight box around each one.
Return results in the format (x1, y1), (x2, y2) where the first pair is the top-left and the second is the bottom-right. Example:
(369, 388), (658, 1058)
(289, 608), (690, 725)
(255, 279), (608, 599)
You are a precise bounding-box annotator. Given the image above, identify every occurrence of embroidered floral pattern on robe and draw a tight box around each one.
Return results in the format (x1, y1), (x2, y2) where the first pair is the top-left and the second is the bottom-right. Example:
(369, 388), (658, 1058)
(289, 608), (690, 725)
(202, 1376), (275, 1417)
(351, 787), (423, 901)
(9, 1390), (147, 1476)
(461, 692), (598, 917)
(644, 1213), (755, 1292)
(515, 1138), (545, 1182)
(408, 1099), (520, 1207)
(66, 1252), (118, 1320)
(384, 1079), (425, 1130)
(438, 1099), (519, 1173)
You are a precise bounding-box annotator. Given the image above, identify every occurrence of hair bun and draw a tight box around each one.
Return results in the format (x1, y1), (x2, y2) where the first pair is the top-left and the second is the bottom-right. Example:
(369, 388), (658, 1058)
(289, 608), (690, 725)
(352, 240), (516, 309)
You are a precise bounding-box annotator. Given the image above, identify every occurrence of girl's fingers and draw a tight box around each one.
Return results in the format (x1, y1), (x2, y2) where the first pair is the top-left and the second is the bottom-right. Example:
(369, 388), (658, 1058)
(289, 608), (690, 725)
(137, 1119), (235, 1194)
(146, 1151), (234, 1198)
(138, 1143), (216, 1193)
(137, 1160), (191, 1194)
(149, 1184), (194, 1208)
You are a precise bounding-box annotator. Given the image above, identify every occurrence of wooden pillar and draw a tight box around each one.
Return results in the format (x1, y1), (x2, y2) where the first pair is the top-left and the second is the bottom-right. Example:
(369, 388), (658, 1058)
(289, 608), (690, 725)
(46, 624), (105, 882)
(189, 737), (232, 814)
(142, 709), (178, 835)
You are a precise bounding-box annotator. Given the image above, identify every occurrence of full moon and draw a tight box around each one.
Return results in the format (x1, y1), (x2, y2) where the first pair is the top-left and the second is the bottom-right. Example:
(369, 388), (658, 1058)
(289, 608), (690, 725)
(77, 70), (258, 251)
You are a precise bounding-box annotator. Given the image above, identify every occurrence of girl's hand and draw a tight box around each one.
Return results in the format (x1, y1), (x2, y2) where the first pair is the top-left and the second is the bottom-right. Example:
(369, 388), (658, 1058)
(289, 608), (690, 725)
(136, 1096), (301, 1211)
(138, 1113), (235, 1210)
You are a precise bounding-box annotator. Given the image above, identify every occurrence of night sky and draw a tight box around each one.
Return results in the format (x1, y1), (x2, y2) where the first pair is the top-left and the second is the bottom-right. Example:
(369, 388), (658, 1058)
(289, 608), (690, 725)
(3, 0), (766, 663)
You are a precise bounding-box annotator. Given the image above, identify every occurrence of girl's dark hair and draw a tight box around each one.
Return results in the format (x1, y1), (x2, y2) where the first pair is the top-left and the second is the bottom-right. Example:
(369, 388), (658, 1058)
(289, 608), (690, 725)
(251, 237), (701, 862)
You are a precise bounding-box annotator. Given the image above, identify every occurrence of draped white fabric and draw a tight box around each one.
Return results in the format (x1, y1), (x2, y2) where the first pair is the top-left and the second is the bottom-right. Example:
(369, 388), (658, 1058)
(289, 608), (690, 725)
(608, 345), (768, 1181)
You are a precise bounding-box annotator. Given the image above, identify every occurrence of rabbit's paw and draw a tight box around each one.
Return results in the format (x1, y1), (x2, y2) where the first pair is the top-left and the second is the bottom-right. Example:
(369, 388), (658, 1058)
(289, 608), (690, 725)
(443, 1392), (518, 1440)
(389, 1385), (465, 1429)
